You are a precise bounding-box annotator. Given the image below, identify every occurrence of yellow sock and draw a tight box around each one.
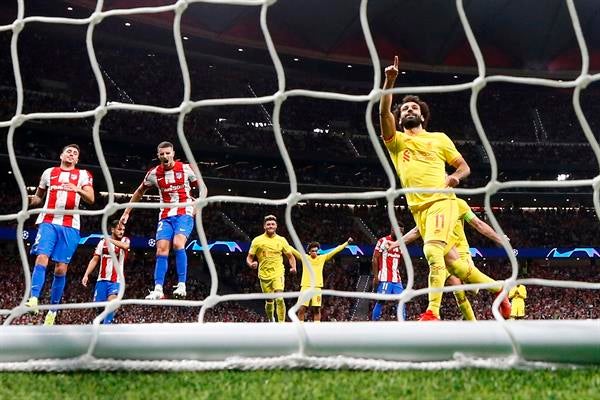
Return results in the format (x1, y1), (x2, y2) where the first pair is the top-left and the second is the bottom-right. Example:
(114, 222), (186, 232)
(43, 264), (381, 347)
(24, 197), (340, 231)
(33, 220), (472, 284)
(453, 290), (476, 321)
(265, 301), (274, 322)
(446, 257), (501, 293)
(275, 298), (286, 322)
(423, 242), (446, 318)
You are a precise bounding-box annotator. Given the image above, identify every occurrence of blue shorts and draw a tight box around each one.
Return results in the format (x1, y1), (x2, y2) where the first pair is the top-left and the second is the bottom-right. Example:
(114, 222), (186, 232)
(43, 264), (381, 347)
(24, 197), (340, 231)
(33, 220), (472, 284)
(30, 223), (80, 264)
(93, 281), (120, 302)
(376, 281), (404, 295)
(156, 215), (194, 242)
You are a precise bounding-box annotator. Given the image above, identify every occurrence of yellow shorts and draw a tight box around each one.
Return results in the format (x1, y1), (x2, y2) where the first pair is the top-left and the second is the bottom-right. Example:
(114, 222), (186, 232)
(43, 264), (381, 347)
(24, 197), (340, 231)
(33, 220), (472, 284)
(300, 286), (322, 307)
(413, 199), (458, 245)
(260, 275), (285, 293)
(511, 299), (526, 317)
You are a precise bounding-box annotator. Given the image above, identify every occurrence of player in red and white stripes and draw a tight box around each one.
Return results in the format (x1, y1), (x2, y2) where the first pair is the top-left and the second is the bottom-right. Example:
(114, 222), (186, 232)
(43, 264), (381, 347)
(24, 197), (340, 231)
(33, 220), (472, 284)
(82, 219), (130, 324)
(27, 144), (95, 325)
(120, 141), (199, 300)
(371, 224), (406, 321)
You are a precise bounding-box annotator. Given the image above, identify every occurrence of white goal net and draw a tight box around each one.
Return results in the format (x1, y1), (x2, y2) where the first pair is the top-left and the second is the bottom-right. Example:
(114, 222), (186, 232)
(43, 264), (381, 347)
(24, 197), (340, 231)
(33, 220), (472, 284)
(0, 0), (599, 371)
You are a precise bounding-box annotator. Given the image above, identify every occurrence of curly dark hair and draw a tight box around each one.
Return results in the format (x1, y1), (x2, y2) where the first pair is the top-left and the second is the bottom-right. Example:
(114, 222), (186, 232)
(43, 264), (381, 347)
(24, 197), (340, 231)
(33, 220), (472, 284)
(392, 95), (430, 130)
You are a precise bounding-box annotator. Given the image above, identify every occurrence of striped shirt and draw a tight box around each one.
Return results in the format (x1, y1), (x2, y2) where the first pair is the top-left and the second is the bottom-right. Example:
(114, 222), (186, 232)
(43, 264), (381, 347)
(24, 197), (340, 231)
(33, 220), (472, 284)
(375, 235), (403, 283)
(35, 167), (93, 230)
(94, 237), (130, 283)
(143, 161), (198, 220)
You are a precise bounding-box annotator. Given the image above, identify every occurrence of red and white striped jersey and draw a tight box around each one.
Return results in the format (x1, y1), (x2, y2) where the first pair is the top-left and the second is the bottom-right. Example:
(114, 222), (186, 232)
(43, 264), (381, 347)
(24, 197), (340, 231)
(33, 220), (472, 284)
(375, 235), (403, 283)
(94, 236), (130, 283)
(35, 167), (93, 230)
(143, 161), (198, 220)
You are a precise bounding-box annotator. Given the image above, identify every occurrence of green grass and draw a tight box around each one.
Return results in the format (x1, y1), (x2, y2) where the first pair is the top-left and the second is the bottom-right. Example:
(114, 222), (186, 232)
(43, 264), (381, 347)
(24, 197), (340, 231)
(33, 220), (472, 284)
(2, 368), (600, 400)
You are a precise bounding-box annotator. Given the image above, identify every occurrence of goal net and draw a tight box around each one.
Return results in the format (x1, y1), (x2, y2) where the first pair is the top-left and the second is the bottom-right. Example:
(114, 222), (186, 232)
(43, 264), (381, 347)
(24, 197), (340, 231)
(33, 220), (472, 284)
(0, 0), (599, 371)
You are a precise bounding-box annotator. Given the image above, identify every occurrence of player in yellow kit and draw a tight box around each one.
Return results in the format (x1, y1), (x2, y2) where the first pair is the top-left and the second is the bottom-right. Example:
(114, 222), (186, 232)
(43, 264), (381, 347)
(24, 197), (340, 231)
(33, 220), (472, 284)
(380, 55), (510, 320)
(509, 284), (527, 319)
(390, 198), (511, 319)
(297, 237), (353, 322)
(246, 215), (297, 322)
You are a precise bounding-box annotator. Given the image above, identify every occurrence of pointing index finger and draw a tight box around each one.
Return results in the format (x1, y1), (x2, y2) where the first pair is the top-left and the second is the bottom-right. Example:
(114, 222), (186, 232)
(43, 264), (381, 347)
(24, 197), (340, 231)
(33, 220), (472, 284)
(393, 55), (399, 68)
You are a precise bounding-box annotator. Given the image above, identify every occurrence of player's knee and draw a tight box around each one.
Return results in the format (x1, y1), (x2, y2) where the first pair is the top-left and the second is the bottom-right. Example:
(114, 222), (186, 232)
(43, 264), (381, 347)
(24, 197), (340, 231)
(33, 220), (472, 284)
(35, 254), (49, 266)
(423, 242), (445, 268)
(54, 263), (68, 275)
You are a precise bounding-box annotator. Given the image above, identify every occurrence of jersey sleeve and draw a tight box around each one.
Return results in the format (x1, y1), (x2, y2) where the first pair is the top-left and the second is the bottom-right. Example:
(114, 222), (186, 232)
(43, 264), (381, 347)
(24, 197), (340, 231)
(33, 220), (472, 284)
(383, 131), (402, 154)
(80, 169), (94, 188)
(38, 168), (51, 190)
(280, 237), (293, 255)
(248, 238), (258, 256)
(184, 163), (199, 185)
(439, 133), (462, 165)
(324, 242), (348, 261)
(457, 199), (476, 222)
(143, 168), (157, 188)
(94, 239), (104, 256)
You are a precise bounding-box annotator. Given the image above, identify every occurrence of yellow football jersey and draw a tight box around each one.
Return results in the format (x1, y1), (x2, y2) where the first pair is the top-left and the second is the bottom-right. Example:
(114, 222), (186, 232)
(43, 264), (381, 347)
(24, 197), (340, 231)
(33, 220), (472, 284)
(248, 233), (293, 280)
(300, 242), (348, 288)
(384, 130), (462, 209)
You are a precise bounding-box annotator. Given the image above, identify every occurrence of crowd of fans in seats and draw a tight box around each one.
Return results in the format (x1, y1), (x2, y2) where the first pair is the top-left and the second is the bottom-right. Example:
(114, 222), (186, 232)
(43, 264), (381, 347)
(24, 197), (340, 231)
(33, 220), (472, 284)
(1, 192), (600, 248)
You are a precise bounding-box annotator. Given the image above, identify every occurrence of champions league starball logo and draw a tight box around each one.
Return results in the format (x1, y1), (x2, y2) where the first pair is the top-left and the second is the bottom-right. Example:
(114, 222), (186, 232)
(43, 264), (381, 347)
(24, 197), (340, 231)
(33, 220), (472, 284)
(546, 247), (600, 258)
(148, 238), (156, 247)
(186, 240), (243, 252)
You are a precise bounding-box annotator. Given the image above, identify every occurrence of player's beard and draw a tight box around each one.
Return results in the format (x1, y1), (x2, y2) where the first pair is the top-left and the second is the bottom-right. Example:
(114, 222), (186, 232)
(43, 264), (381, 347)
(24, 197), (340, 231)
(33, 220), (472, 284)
(401, 114), (421, 130)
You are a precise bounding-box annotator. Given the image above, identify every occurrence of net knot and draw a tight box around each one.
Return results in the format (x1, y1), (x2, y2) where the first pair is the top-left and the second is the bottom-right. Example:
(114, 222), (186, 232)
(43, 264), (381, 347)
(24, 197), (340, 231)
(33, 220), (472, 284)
(94, 106), (107, 119)
(472, 76), (487, 91)
(175, 0), (189, 13)
(90, 11), (104, 25)
(11, 20), (24, 33)
(575, 74), (592, 89)
(10, 114), (25, 128)
(180, 101), (193, 114)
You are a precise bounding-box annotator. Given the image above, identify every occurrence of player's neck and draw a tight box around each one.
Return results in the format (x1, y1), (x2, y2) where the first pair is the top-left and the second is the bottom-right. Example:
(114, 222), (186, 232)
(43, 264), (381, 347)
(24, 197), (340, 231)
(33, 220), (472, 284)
(162, 161), (175, 170)
(59, 162), (75, 171)
(264, 231), (276, 237)
(404, 126), (425, 135)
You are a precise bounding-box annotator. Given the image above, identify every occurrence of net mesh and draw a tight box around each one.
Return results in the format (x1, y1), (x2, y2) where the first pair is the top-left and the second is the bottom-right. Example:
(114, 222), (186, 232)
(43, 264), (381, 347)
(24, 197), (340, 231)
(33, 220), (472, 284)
(1, 0), (599, 371)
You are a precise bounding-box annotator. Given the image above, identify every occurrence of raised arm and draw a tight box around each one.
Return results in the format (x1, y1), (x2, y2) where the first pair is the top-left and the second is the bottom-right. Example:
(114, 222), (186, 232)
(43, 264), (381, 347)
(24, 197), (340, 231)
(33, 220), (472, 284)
(108, 238), (130, 251)
(379, 56), (399, 141)
(120, 183), (149, 225)
(324, 237), (353, 261)
(387, 227), (420, 251)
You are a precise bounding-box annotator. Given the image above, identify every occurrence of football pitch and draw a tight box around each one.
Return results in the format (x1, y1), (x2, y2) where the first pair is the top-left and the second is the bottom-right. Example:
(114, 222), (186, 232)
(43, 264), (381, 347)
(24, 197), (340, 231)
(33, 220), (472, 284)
(2, 368), (600, 399)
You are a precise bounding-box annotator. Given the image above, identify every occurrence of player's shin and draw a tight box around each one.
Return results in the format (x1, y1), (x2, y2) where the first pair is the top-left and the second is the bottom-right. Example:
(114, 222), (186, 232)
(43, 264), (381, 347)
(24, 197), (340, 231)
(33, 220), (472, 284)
(423, 242), (445, 318)
(174, 248), (187, 284)
(372, 301), (383, 321)
(453, 290), (476, 321)
(49, 273), (66, 308)
(275, 297), (286, 323)
(265, 300), (275, 322)
(154, 255), (169, 287)
(30, 264), (47, 298)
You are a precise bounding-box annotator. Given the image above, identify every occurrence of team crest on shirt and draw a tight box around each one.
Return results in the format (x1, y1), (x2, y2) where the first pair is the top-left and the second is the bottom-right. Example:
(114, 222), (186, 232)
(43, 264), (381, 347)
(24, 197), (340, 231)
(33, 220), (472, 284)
(71, 173), (78, 180)
(176, 172), (183, 179)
